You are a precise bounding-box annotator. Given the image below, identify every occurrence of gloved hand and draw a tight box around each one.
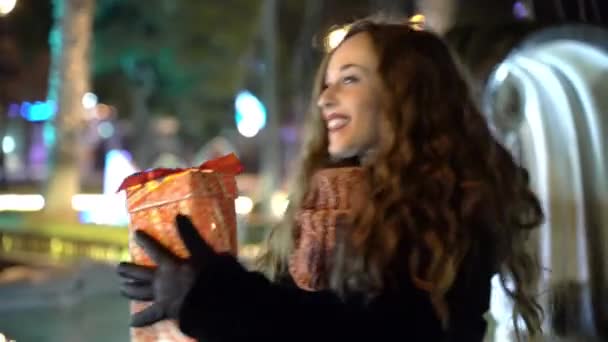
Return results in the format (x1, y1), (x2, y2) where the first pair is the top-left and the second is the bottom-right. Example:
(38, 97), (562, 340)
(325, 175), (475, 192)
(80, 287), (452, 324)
(117, 214), (215, 327)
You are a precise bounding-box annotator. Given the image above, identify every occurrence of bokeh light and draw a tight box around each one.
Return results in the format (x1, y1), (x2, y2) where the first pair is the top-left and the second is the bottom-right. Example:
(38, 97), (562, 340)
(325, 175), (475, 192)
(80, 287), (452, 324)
(235, 196), (254, 215)
(82, 92), (98, 110)
(2, 136), (15, 154)
(235, 90), (266, 138)
(270, 191), (289, 218)
(409, 14), (425, 30)
(325, 26), (348, 51)
(0, 0), (17, 16)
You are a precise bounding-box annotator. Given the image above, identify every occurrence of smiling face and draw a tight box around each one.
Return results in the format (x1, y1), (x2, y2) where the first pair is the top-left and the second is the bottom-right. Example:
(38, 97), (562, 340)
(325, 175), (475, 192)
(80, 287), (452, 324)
(317, 32), (385, 159)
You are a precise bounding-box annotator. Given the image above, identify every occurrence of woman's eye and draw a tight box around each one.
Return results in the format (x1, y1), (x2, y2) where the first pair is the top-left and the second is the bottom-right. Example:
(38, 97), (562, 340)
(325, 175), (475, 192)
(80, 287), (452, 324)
(342, 75), (359, 84)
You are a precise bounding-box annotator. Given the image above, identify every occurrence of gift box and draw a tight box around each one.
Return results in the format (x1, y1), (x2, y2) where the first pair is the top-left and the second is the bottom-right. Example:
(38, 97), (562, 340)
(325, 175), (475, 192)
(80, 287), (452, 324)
(118, 153), (243, 342)
(289, 167), (367, 290)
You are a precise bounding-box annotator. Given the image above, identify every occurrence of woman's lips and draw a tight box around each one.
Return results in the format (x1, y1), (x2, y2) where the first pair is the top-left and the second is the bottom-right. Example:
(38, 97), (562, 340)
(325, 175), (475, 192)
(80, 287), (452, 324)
(325, 113), (350, 132)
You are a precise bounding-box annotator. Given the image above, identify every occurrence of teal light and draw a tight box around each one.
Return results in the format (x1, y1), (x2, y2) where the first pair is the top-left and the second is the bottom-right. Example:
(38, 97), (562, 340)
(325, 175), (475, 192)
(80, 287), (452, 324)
(43, 121), (56, 147)
(20, 100), (57, 122)
(234, 90), (267, 137)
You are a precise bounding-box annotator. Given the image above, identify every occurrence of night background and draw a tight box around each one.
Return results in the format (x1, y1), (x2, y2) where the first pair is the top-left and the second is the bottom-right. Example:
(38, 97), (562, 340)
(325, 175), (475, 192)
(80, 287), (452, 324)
(0, 0), (607, 341)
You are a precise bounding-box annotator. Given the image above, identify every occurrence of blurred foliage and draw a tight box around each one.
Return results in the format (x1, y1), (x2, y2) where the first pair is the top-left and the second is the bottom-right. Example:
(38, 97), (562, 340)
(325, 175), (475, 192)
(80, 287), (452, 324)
(3, 0), (390, 145)
(91, 0), (375, 145)
(92, 0), (263, 141)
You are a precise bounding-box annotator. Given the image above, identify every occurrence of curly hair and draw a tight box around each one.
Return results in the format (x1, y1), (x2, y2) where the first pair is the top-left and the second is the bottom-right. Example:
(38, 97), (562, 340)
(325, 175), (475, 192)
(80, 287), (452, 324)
(257, 16), (544, 339)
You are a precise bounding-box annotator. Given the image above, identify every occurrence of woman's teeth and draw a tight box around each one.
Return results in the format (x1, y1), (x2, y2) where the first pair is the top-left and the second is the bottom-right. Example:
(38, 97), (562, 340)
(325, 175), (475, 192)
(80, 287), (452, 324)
(327, 117), (349, 131)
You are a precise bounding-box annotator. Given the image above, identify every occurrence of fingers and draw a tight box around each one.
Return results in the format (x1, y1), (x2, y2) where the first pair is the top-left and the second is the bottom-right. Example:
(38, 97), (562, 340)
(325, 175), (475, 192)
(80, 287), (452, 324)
(176, 214), (214, 261)
(134, 230), (178, 264)
(117, 262), (155, 282)
(117, 262), (154, 301)
(120, 280), (154, 301)
(130, 303), (166, 327)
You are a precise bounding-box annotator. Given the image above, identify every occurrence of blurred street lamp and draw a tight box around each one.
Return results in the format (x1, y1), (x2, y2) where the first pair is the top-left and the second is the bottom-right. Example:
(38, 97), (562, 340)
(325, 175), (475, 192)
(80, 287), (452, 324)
(0, 0), (17, 17)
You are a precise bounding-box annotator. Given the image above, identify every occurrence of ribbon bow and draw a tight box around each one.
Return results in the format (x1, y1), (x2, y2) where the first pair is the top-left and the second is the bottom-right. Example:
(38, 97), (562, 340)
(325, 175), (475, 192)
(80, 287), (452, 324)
(117, 153), (243, 192)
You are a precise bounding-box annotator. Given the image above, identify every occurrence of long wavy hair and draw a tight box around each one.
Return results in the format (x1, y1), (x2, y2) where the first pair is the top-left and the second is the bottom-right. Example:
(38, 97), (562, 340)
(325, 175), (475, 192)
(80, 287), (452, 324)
(257, 16), (544, 338)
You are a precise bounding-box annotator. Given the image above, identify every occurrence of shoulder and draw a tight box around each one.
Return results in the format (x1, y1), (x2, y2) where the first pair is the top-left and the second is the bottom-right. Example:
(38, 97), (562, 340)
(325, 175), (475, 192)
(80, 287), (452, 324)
(444, 235), (496, 340)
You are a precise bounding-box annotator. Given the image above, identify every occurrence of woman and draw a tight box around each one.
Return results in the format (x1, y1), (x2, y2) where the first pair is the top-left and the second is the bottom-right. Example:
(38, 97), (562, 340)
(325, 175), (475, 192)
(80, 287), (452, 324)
(118, 17), (544, 341)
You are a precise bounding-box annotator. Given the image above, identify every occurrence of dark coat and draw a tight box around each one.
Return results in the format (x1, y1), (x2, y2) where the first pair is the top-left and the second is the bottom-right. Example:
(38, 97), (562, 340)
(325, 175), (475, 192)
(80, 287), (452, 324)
(177, 235), (495, 342)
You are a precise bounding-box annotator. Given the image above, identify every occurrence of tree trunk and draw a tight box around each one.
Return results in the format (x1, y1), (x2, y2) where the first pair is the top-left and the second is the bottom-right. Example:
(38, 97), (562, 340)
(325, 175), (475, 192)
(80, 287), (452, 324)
(130, 63), (155, 169)
(258, 0), (281, 218)
(44, 0), (95, 221)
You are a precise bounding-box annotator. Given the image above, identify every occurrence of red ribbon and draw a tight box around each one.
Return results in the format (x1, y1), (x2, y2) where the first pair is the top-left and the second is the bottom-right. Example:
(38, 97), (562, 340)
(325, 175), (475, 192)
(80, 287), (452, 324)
(117, 153), (244, 192)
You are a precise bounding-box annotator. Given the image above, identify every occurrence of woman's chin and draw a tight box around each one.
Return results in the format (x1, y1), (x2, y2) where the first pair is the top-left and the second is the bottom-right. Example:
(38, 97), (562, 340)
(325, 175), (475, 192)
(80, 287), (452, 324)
(328, 145), (359, 160)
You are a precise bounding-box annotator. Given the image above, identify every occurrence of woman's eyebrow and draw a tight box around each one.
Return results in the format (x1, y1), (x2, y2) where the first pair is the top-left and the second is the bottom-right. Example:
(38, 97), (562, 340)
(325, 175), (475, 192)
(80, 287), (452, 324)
(339, 63), (369, 73)
(324, 63), (369, 84)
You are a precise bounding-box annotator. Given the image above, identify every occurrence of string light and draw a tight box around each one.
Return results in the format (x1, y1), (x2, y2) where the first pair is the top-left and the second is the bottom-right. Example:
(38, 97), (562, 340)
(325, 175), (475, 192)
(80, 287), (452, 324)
(408, 14), (425, 31)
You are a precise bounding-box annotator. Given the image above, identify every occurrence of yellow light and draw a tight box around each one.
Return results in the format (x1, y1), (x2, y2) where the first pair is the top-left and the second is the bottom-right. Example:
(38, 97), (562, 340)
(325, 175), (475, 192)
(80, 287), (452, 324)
(64, 242), (75, 255)
(92, 246), (105, 260)
(270, 191), (289, 218)
(0, 194), (45, 212)
(1, 236), (13, 252)
(325, 26), (349, 51)
(409, 14), (425, 30)
(235, 196), (254, 215)
(105, 248), (120, 261)
(0, 0), (17, 16)
(239, 244), (262, 259)
(120, 249), (131, 262)
(50, 238), (63, 256)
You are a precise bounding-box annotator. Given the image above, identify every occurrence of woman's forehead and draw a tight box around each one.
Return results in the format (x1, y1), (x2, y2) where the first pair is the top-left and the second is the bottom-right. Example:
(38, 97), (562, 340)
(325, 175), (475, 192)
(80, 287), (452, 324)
(326, 32), (378, 75)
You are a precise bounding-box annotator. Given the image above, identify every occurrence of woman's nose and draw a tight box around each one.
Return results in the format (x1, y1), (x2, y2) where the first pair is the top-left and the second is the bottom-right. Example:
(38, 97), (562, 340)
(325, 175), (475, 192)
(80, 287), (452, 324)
(317, 86), (337, 110)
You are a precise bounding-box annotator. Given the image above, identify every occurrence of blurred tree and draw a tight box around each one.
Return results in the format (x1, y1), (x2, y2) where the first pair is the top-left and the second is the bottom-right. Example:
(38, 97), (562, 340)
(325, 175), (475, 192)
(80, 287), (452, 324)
(0, 0), (53, 189)
(43, 0), (95, 221)
(92, 0), (262, 167)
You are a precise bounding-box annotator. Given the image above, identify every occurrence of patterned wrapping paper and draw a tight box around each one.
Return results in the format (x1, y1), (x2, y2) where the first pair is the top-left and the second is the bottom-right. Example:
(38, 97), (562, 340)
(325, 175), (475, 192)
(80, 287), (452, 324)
(290, 167), (367, 290)
(119, 154), (242, 342)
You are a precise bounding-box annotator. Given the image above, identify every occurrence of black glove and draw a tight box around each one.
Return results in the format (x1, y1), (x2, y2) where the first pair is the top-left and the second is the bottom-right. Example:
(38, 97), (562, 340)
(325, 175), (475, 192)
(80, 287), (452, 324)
(117, 214), (216, 327)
